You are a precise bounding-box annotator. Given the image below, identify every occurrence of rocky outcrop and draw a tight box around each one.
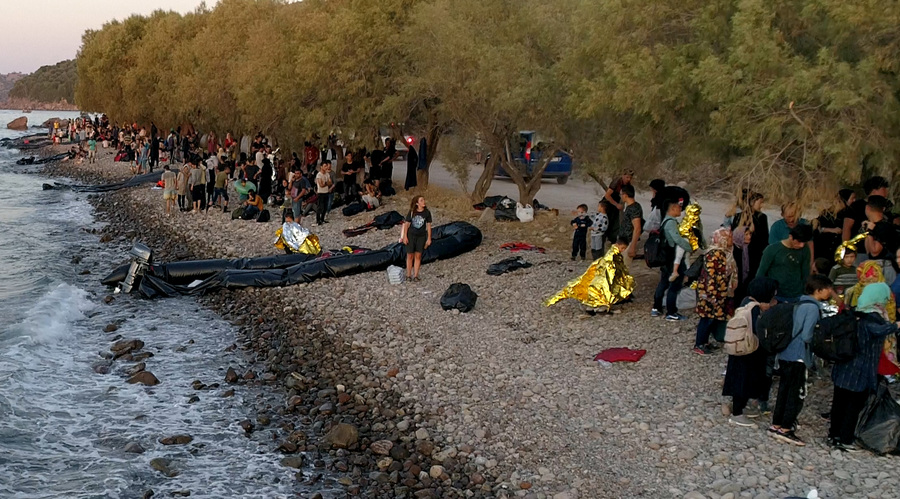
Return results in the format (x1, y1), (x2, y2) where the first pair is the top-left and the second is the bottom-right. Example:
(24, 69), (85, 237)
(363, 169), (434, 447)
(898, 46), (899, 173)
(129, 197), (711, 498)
(7, 116), (27, 130)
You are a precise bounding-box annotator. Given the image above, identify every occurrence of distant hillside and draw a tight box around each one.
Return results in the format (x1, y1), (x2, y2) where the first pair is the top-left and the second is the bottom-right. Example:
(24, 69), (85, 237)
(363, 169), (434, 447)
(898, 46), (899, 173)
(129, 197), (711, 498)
(8, 60), (77, 106)
(0, 72), (25, 102)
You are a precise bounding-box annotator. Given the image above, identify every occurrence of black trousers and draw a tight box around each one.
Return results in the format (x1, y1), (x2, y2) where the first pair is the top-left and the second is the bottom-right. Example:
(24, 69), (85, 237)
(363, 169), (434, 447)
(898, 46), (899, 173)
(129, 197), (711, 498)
(572, 233), (587, 259)
(829, 386), (869, 444)
(653, 262), (684, 315)
(772, 360), (807, 429)
(315, 193), (328, 224)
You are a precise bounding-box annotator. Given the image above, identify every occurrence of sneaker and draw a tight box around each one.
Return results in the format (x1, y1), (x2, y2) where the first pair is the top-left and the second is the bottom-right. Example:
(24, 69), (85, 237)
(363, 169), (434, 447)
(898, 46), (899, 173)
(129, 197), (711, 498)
(729, 415), (756, 427)
(692, 346), (709, 356)
(769, 427), (806, 446)
(742, 405), (761, 419)
(665, 314), (687, 322)
(706, 342), (721, 351)
(650, 309), (662, 318)
(835, 442), (862, 453)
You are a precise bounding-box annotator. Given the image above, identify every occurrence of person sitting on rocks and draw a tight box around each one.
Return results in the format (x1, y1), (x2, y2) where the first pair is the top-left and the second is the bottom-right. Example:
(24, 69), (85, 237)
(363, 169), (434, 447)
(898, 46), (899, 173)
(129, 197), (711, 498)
(361, 181), (381, 210)
(242, 189), (264, 220)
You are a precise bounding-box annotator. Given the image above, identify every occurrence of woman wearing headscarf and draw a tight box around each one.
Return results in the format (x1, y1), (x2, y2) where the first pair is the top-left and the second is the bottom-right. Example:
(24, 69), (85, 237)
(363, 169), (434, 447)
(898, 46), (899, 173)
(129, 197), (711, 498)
(829, 282), (899, 451)
(722, 277), (779, 427)
(845, 260), (900, 376)
(694, 228), (739, 354)
(644, 179), (667, 233)
(732, 191), (768, 302)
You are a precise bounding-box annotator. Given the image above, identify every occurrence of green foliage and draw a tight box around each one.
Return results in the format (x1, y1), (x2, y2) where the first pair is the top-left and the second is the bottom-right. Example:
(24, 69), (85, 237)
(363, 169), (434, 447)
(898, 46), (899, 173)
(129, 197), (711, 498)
(9, 59), (77, 103)
(73, 0), (900, 203)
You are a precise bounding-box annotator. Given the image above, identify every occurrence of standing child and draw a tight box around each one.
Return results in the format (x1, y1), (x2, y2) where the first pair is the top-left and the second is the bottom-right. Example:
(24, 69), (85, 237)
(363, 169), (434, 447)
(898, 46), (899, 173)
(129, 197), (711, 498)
(590, 201), (610, 260)
(768, 274), (834, 446)
(400, 195), (432, 282)
(828, 248), (858, 296)
(571, 204), (593, 261)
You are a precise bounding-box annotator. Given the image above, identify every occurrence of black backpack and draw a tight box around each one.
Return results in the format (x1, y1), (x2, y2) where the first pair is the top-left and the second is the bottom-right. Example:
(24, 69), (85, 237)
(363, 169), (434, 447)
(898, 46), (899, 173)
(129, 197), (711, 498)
(440, 283), (478, 313)
(757, 302), (800, 353)
(811, 310), (858, 362)
(644, 219), (673, 268)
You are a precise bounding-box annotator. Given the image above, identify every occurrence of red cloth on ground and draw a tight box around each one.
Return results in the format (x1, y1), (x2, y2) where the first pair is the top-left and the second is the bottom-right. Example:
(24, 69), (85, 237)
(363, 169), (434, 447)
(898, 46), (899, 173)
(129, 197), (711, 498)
(593, 348), (646, 363)
(500, 242), (546, 253)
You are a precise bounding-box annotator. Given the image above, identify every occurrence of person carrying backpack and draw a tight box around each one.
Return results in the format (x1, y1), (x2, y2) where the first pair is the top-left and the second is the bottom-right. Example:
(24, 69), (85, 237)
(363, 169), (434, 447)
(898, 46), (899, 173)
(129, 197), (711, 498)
(693, 228), (738, 355)
(723, 277), (779, 427)
(829, 282), (899, 451)
(768, 275), (834, 446)
(652, 194), (693, 321)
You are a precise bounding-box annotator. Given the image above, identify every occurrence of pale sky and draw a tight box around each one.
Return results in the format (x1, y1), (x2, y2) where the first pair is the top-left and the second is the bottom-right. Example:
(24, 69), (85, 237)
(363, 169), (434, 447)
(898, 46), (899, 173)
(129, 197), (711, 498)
(0, 0), (215, 74)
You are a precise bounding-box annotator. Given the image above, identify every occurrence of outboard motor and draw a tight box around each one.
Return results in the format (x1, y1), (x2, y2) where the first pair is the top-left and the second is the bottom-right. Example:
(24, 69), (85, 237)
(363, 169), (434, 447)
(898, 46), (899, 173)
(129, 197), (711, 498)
(121, 242), (152, 294)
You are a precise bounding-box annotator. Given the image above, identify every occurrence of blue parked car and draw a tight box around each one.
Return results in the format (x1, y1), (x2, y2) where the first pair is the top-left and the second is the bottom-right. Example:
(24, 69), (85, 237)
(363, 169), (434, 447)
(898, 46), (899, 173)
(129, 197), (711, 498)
(494, 131), (573, 184)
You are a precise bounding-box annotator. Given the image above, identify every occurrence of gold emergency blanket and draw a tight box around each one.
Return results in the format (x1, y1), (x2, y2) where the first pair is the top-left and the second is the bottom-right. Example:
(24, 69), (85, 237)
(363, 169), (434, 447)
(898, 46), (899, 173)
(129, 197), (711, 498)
(679, 203), (703, 251)
(545, 245), (634, 308)
(835, 232), (867, 262)
(274, 222), (322, 255)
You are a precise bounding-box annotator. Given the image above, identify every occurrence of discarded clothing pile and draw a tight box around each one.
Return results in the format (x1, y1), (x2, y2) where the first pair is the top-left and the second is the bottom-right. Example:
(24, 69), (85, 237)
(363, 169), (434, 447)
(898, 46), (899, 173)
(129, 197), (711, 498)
(500, 242), (546, 253)
(593, 348), (646, 363)
(342, 211), (405, 237)
(487, 257), (532, 276)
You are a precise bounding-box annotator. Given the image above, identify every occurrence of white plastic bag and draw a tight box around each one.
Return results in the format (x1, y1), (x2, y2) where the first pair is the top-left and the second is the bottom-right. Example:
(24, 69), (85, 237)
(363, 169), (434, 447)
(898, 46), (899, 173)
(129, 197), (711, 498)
(516, 203), (534, 223)
(676, 287), (697, 310)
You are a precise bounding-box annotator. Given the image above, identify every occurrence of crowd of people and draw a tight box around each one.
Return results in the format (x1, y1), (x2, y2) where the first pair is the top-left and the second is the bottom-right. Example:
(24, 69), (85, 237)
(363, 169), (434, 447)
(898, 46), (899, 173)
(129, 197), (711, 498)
(573, 170), (900, 451)
(54, 116), (405, 224)
(59, 115), (900, 451)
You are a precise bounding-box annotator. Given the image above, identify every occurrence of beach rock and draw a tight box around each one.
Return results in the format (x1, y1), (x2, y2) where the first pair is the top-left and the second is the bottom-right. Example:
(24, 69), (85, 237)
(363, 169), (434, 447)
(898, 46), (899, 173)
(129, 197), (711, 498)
(239, 419), (254, 434)
(92, 361), (111, 374)
(159, 435), (193, 445)
(370, 440), (394, 456)
(7, 117), (27, 130)
(278, 441), (298, 453)
(429, 465), (444, 479)
(171, 491), (190, 497)
(127, 371), (159, 386)
(41, 117), (61, 127)
(280, 456), (305, 469)
(126, 362), (146, 376)
(111, 339), (143, 355)
(124, 441), (145, 454)
(324, 423), (358, 448)
(142, 490), (154, 499)
(104, 324), (118, 332)
(149, 457), (178, 477)
(225, 367), (238, 383)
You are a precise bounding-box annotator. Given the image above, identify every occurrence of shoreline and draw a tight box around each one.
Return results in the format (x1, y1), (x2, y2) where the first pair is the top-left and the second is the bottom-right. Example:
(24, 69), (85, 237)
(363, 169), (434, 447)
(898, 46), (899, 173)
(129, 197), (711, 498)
(43, 148), (507, 498)
(35, 143), (900, 499)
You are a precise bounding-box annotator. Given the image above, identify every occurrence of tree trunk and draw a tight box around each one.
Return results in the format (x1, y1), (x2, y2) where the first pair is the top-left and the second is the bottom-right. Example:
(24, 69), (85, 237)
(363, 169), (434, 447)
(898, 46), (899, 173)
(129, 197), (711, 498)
(418, 124), (442, 189)
(471, 155), (497, 203)
(498, 140), (559, 207)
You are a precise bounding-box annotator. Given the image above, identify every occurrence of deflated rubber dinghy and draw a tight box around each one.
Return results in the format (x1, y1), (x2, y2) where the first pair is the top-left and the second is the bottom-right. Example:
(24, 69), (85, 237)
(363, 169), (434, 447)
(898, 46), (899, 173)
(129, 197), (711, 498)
(103, 222), (483, 299)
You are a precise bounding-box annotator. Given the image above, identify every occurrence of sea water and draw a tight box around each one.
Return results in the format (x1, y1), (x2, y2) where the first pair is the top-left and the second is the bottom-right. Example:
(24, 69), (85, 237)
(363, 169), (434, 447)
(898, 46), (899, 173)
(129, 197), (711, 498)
(0, 110), (314, 498)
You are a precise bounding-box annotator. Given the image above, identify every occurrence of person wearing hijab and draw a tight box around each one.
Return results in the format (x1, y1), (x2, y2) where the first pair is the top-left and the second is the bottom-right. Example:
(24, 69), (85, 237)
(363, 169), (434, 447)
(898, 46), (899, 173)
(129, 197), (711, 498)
(846, 261), (900, 377)
(732, 191), (768, 303)
(644, 179), (667, 233)
(722, 277), (779, 427)
(829, 282), (899, 451)
(694, 228), (739, 355)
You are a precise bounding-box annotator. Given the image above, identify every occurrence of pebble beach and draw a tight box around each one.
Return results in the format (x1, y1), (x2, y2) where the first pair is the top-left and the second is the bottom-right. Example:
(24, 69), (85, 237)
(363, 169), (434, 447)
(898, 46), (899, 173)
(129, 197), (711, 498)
(45, 145), (900, 499)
